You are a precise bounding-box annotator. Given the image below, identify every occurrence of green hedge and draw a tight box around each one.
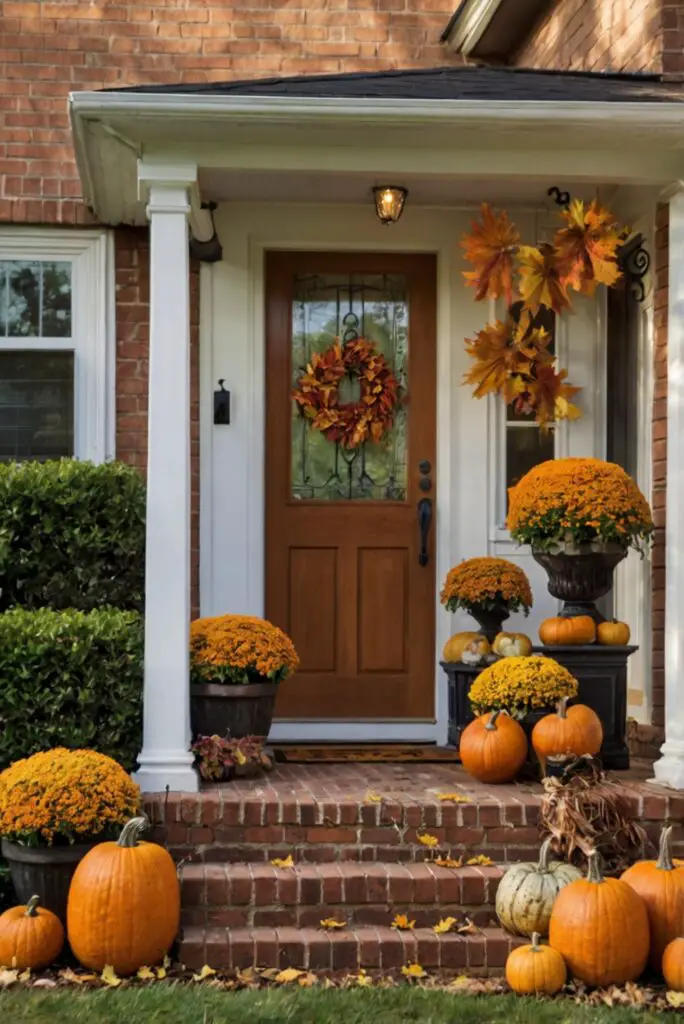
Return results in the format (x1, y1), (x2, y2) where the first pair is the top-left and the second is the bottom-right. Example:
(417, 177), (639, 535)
(0, 607), (143, 772)
(0, 460), (145, 612)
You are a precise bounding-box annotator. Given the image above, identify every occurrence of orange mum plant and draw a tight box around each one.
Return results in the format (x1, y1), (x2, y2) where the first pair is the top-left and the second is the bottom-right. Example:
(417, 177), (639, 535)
(440, 557), (533, 616)
(461, 198), (627, 428)
(507, 457), (653, 553)
(0, 749), (140, 847)
(190, 614), (299, 685)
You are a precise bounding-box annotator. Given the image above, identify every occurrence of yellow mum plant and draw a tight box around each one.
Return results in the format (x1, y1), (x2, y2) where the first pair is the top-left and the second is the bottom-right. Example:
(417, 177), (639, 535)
(0, 748), (140, 847)
(190, 614), (299, 685)
(507, 457), (653, 553)
(440, 557), (532, 616)
(469, 655), (578, 719)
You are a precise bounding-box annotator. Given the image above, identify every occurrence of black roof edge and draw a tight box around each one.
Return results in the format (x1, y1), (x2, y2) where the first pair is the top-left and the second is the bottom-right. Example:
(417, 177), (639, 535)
(102, 63), (665, 96)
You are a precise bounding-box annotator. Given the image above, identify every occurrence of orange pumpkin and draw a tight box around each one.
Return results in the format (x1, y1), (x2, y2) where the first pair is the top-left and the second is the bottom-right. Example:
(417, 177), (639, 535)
(0, 895), (64, 970)
(621, 826), (684, 971)
(459, 710), (528, 784)
(663, 937), (684, 991)
(492, 632), (534, 658)
(539, 615), (596, 646)
(531, 697), (603, 767)
(505, 931), (567, 995)
(442, 631), (481, 662)
(597, 619), (631, 646)
(67, 816), (180, 976)
(549, 850), (649, 987)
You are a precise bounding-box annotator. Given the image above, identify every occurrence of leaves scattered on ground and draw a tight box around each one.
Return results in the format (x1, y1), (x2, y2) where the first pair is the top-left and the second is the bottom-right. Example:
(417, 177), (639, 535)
(270, 854), (294, 868)
(417, 833), (440, 849)
(401, 963), (427, 980)
(436, 792), (472, 803)
(391, 914), (415, 930)
(320, 918), (347, 930)
(466, 855), (495, 867)
(434, 856), (463, 868)
(433, 917), (458, 935)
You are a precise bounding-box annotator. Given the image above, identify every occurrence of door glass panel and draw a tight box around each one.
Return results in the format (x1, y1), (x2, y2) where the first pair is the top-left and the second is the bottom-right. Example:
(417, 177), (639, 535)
(0, 351), (74, 462)
(291, 273), (408, 501)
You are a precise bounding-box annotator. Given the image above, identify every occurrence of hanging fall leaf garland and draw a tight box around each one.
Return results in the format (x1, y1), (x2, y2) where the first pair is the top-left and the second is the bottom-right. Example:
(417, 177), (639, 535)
(292, 337), (401, 449)
(461, 199), (626, 427)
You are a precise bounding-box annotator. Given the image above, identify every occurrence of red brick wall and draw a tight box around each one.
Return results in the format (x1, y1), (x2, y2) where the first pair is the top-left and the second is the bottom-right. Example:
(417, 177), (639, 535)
(0, 0), (461, 226)
(652, 204), (669, 731)
(513, 0), (663, 73)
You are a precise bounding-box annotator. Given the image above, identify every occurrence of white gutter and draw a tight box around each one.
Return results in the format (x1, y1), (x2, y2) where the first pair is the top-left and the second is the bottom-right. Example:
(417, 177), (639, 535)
(69, 90), (684, 133)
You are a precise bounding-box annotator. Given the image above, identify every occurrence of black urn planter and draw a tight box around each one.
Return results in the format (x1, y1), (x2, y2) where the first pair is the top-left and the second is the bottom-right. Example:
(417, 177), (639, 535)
(532, 546), (627, 624)
(469, 605), (510, 643)
(1, 839), (97, 924)
(191, 681), (279, 739)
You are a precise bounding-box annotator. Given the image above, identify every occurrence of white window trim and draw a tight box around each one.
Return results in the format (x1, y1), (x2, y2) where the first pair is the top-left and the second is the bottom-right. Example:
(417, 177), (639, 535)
(0, 228), (115, 463)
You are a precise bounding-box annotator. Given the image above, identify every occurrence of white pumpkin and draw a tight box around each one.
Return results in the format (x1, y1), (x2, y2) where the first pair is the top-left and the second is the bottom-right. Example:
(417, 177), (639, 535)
(492, 631), (533, 658)
(495, 838), (582, 938)
(460, 636), (491, 665)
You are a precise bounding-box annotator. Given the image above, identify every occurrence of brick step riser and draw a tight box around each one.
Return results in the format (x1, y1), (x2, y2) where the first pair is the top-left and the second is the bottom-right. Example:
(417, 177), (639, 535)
(179, 926), (527, 974)
(182, 904), (497, 929)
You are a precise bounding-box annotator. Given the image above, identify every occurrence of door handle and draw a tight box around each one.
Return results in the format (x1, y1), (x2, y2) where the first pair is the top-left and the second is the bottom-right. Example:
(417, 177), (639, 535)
(417, 497), (432, 567)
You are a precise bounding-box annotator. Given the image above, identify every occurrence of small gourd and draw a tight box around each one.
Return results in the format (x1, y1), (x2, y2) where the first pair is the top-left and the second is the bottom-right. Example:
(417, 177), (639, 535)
(67, 816), (180, 976)
(539, 615), (596, 646)
(442, 631), (481, 663)
(549, 850), (649, 987)
(597, 619), (631, 645)
(663, 937), (684, 992)
(621, 825), (684, 970)
(492, 632), (533, 658)
(459, 710), (527, 784)
(496, 838), (582, 937)
(0, 895), (64, 970)
(531, 697), (603, 768)
(460, 636), (491, 665)
(505, 932), (567, 995)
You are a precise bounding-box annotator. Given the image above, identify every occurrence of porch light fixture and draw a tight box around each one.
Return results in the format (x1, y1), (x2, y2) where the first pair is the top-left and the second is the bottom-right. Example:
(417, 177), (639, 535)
(373, 186), (408, 225)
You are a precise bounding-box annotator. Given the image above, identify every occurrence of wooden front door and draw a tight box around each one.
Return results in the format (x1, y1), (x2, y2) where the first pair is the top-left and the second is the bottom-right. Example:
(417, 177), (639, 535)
(265, 251), (437, 721)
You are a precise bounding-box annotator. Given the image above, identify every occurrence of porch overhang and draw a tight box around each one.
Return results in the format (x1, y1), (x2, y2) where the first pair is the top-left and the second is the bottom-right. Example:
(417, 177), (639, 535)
(70, 82), (684, 227)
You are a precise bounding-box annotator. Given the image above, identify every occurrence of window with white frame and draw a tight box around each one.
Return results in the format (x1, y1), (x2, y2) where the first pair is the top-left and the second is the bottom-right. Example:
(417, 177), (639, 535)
(0, 230), (114, 464)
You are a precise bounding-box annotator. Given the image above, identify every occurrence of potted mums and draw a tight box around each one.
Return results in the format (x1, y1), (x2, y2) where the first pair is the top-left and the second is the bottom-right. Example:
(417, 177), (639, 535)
(508, 457), (652, 622)
(0, 748), (140, 923)
(440, 556), (533, 642)
(190, 614), (299, 740)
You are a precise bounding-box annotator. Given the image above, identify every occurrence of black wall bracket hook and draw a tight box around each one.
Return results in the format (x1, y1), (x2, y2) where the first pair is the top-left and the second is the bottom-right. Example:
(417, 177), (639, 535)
(214, 379), (230, 425)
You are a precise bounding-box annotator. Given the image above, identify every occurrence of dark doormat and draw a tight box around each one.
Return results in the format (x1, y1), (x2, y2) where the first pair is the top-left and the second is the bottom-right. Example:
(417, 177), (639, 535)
(273, 744), (460, 764)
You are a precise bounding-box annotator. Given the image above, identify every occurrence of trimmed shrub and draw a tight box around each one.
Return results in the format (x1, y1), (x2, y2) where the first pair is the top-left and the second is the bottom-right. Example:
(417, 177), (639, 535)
(0, 607), (143, 772)
(0, 459), (145, 612)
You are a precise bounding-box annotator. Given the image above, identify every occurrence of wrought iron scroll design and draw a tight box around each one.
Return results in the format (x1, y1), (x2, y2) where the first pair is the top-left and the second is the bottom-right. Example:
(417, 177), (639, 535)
(546, 186), (650, 303)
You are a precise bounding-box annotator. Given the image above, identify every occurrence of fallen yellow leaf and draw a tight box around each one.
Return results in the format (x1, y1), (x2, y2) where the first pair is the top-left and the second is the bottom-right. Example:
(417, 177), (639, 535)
(320, 918), (347, 930)
(59, 968), (98, 985)
(401, 962), (427, 979)
(436, 793), (472, 803)
(136, 966), (156, 981)
(434, 856), (463, 869)
(275, 967), (304, 984)
(162, 953), (171, 970)
(355, 970), (373, 987)
(449, 974), (472, 990)
(417, 833), (439, 849)
(391, 914), (415, 931)
(457, 918), (480, 935)
(365, 791), (382, 803)
(466, 855), (495, 866)
(18, 968), (30, 983)
(192, 965), (217, 982)
(433, 916), (458, 935)
(100, 965), (121, 988)
(155, 966), (167, 980)
(0, 969), (18, 988)
(271, 855), (295, 868)
(667, 992), (684, 1009)
(298, 972), (318, 987)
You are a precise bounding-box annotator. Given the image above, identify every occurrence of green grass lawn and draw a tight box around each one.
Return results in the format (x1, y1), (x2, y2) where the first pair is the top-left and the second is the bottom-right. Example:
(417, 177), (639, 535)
(0, 988), (674, 1024)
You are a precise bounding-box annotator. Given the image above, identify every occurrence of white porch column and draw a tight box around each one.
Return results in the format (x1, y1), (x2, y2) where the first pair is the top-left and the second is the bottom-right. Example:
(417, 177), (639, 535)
(135, 163), (198, 793)
(653, 183), (684, 789)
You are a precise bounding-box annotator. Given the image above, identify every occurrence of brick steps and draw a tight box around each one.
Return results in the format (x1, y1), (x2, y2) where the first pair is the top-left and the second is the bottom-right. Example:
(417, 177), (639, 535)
(179, 923), (526, 974)
(180, 861), (503, 929)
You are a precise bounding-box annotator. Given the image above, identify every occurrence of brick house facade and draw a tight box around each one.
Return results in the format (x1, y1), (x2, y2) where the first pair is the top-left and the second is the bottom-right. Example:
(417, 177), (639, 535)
(2, 0), (684, 785)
